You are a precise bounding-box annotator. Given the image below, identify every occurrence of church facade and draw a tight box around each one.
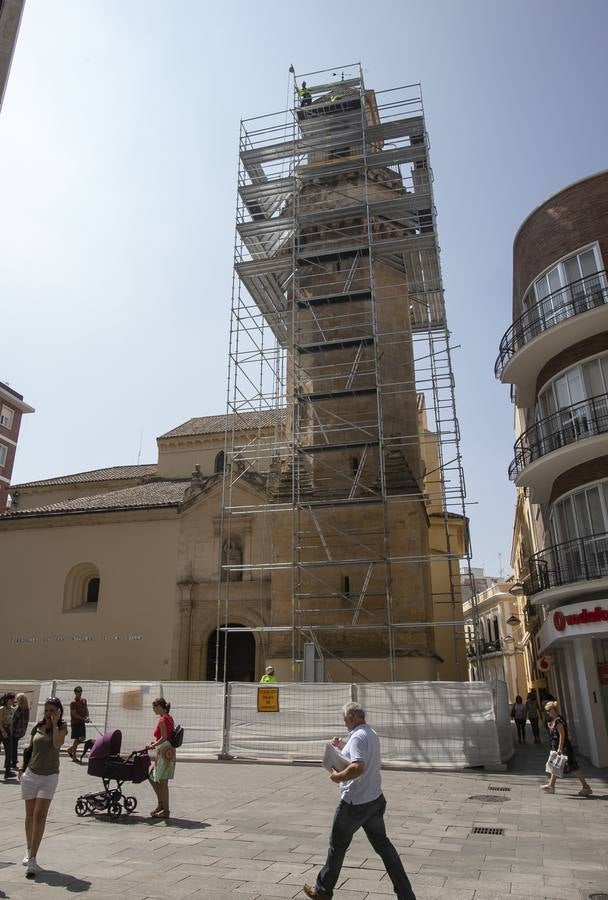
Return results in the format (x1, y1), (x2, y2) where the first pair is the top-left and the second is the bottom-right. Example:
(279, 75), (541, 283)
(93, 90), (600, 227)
(0, 408), (466, 682)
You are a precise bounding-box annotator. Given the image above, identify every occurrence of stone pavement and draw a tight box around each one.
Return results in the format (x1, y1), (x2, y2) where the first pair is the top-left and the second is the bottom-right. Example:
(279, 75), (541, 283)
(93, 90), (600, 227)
(1, 737), (608, 900)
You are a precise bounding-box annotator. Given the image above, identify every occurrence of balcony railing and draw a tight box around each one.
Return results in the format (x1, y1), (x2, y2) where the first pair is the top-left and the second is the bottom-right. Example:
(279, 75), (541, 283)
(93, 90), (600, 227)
(528, 532), (608, 595)
(495, 270), (608, 378)
(508, 391), (608, 480)
(466, 639), (502, 657)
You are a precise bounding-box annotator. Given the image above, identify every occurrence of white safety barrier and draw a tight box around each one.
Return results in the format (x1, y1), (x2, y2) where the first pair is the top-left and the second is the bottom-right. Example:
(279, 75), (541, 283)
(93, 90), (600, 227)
(491, 679), (514, 763)
(226, 682), (352, 759)
(5, 679), (509, 768)
(357, 682), (503, 767)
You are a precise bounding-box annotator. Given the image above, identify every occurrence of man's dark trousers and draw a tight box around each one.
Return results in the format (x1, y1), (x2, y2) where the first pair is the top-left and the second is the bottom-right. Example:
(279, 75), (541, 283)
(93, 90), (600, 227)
(316, 793), (416, 899)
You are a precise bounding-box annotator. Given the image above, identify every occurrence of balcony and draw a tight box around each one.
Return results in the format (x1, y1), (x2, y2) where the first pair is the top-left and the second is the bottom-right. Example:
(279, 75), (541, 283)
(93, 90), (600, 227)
(528, 532), (608, 605)
(495, 271), (608, 408)
(508, 392), (608, 502)
(466, 639), (503, 657)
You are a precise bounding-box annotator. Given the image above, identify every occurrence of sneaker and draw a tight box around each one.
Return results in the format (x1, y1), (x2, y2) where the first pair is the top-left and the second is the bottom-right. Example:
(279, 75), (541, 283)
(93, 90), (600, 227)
(578, 786), (593, 796)
(25, 858), (39, 878)
(541, 784), (555, 793)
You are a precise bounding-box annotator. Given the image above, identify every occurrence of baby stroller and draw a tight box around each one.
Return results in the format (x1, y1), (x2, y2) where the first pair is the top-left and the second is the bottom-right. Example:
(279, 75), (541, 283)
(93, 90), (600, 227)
(75, 729), (150, 819)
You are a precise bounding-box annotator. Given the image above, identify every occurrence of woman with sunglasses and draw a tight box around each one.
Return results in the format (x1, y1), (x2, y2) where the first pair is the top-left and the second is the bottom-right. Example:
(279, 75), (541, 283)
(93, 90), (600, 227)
(19, 697), (68, 877)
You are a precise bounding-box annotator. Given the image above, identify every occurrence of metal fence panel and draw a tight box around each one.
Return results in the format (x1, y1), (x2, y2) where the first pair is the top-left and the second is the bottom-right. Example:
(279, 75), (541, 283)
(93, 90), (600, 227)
(160, 681), (224, 755)
(226, 682), (352, 759)
(357, 682), (502, 767)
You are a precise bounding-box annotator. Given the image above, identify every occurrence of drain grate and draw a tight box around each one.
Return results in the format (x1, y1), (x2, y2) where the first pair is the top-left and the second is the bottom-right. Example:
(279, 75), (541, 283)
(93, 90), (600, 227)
(588, 894), (608, 899)
(471, 826), (505, 836)
(468, 794), (510, 803)
(488, 785), (511, 792)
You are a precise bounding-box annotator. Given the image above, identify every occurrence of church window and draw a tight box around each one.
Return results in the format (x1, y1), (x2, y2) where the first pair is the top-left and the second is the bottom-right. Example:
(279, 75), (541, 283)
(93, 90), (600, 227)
(63, 563), (101, 611)
(214, 451), (226, 473)
(0, 444), (7, 467)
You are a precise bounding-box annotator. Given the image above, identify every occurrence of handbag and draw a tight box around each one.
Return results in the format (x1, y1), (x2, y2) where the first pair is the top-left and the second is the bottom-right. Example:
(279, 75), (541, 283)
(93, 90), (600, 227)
(545, 750), (567, 777)
(21, 726), (37, 773)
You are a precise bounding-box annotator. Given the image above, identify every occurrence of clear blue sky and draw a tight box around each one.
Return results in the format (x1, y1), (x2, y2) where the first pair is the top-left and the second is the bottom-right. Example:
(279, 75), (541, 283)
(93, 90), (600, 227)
(1, 0), (607, 573)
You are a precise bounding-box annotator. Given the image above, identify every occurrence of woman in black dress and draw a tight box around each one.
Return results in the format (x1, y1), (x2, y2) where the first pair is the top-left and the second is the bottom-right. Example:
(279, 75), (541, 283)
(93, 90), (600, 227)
(542, 700), (592, 795)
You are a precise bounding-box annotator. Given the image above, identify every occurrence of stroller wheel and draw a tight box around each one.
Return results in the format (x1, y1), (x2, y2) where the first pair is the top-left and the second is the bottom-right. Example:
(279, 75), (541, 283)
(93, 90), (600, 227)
(123, 796), (137, 813)
(107, 802), (122, 818)
(75, 799), (88, 817)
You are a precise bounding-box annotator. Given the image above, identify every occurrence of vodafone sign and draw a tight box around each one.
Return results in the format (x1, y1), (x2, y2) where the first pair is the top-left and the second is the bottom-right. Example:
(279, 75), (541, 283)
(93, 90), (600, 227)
(553, 607), (608, 631)
(538, 599), (608, 653)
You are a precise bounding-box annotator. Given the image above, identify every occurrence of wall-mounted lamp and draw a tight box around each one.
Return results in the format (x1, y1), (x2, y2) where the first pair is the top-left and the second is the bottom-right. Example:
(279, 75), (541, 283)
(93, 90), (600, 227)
(508, 582), (525, 596)
(506, 615), (521, 627)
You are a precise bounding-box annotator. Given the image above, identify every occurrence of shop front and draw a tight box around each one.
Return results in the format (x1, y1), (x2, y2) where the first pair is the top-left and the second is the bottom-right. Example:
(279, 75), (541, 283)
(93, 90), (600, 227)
(537, 599), (608, 767)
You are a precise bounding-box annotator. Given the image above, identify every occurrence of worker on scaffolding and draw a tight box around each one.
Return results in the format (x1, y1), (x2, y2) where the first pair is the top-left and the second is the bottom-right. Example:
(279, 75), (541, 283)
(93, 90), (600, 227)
(260, 666), (278, 684)
(296, 80), (312, 107)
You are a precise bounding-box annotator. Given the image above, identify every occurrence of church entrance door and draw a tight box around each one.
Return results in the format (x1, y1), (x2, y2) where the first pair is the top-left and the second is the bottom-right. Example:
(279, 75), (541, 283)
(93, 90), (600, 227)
(206, 624), (256, 681)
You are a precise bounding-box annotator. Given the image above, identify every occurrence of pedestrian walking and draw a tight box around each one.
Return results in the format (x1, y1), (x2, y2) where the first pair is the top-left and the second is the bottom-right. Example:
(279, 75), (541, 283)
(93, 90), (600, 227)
(542, 700), (592, 796)
(511, 695), (527, 743)
(0, 692), (16, 779)
(525, 692), (541, 744)
(67, 686), (89, 761)
(146, 697), (175, 819)
(304, 702), (416, 899)
(10, 693), (31, 770)
(19, 696), (68, 877)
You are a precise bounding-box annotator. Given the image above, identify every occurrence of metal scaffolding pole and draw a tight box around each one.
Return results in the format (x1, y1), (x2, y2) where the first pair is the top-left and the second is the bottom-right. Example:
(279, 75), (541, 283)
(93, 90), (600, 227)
(217, 64), (480, 682)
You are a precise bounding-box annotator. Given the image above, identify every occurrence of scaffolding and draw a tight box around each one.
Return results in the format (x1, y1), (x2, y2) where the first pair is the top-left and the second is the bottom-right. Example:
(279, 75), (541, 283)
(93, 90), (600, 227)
(217, 64), (479, 682)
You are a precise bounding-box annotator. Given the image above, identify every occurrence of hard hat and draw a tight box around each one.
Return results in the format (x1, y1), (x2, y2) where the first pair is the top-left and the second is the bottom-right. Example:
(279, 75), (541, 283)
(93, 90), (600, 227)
(265, 666), (274, 674)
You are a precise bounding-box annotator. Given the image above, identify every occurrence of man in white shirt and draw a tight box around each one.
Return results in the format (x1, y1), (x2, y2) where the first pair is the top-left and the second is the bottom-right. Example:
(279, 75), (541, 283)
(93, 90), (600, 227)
(304, 702), (416, 899)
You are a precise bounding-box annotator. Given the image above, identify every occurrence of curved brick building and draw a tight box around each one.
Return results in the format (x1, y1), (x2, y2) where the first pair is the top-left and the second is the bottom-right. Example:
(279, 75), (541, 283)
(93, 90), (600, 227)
(496, 170), (608, 766)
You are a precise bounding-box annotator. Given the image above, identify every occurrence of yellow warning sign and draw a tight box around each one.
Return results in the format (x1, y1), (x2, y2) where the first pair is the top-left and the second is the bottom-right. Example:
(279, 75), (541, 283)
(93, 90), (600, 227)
(257, 686), (279, 712)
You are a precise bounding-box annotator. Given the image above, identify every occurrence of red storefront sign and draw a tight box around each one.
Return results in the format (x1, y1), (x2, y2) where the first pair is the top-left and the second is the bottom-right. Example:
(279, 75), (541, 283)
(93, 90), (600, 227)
(598, 663), (608, 685)
(553, 607), (608, 632)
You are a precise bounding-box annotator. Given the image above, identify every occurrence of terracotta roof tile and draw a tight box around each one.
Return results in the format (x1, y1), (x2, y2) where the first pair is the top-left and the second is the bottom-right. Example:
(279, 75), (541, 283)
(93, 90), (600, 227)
(159, 410), (284, 440)
(2, 480), (189, 519)
(13, 465), (157, 489)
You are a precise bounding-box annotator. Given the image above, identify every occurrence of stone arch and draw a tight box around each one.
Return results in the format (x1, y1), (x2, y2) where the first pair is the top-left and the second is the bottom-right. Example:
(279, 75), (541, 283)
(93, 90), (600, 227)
(63, 562), (100, 612)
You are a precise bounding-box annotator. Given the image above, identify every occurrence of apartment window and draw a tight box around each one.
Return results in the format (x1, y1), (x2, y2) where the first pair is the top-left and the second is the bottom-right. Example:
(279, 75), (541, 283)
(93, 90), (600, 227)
(0, 444), (7, 467)
(522, 244), (603, 328)
(550, 481), (608, 579)
(342, 575), (351, 598)
(0, 405), (13, 430)
(63, 563), (101, 611)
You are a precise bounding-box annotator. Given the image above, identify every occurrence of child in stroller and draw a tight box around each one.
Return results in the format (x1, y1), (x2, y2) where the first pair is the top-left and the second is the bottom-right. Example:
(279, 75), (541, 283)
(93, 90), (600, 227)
(75, 729), (150, 819)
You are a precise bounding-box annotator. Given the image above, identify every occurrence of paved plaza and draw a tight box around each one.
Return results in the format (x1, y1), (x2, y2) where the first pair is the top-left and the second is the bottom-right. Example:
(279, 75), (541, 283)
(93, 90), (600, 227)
(1, 739), (608, 900)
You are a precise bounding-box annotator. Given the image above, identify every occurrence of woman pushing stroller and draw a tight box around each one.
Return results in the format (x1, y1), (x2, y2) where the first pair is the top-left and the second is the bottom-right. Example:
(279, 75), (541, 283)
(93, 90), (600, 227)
(146, 697), (175, 819)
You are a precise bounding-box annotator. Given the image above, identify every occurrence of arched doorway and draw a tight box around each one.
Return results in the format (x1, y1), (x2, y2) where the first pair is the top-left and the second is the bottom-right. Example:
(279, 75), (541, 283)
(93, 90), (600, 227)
(206, 623), (256, 682)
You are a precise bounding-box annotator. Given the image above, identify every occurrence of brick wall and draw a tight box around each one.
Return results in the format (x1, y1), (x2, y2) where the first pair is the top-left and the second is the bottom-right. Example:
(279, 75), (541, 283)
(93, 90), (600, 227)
(536, 330), (608, 394)
(549, 456), (608, 505)
(513, 171), (608, 314)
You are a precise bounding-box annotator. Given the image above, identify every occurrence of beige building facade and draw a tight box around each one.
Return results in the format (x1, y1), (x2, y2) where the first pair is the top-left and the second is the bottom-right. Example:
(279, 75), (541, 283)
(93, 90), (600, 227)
(496, 170), (608, 766)
(1, 406), (466, 683)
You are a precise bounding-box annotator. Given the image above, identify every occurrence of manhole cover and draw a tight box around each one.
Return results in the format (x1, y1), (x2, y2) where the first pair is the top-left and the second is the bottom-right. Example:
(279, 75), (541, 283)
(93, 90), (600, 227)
(471, 826), (505, 835)
(488, 785), (511, 792)
(468, 794), (510, 803)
